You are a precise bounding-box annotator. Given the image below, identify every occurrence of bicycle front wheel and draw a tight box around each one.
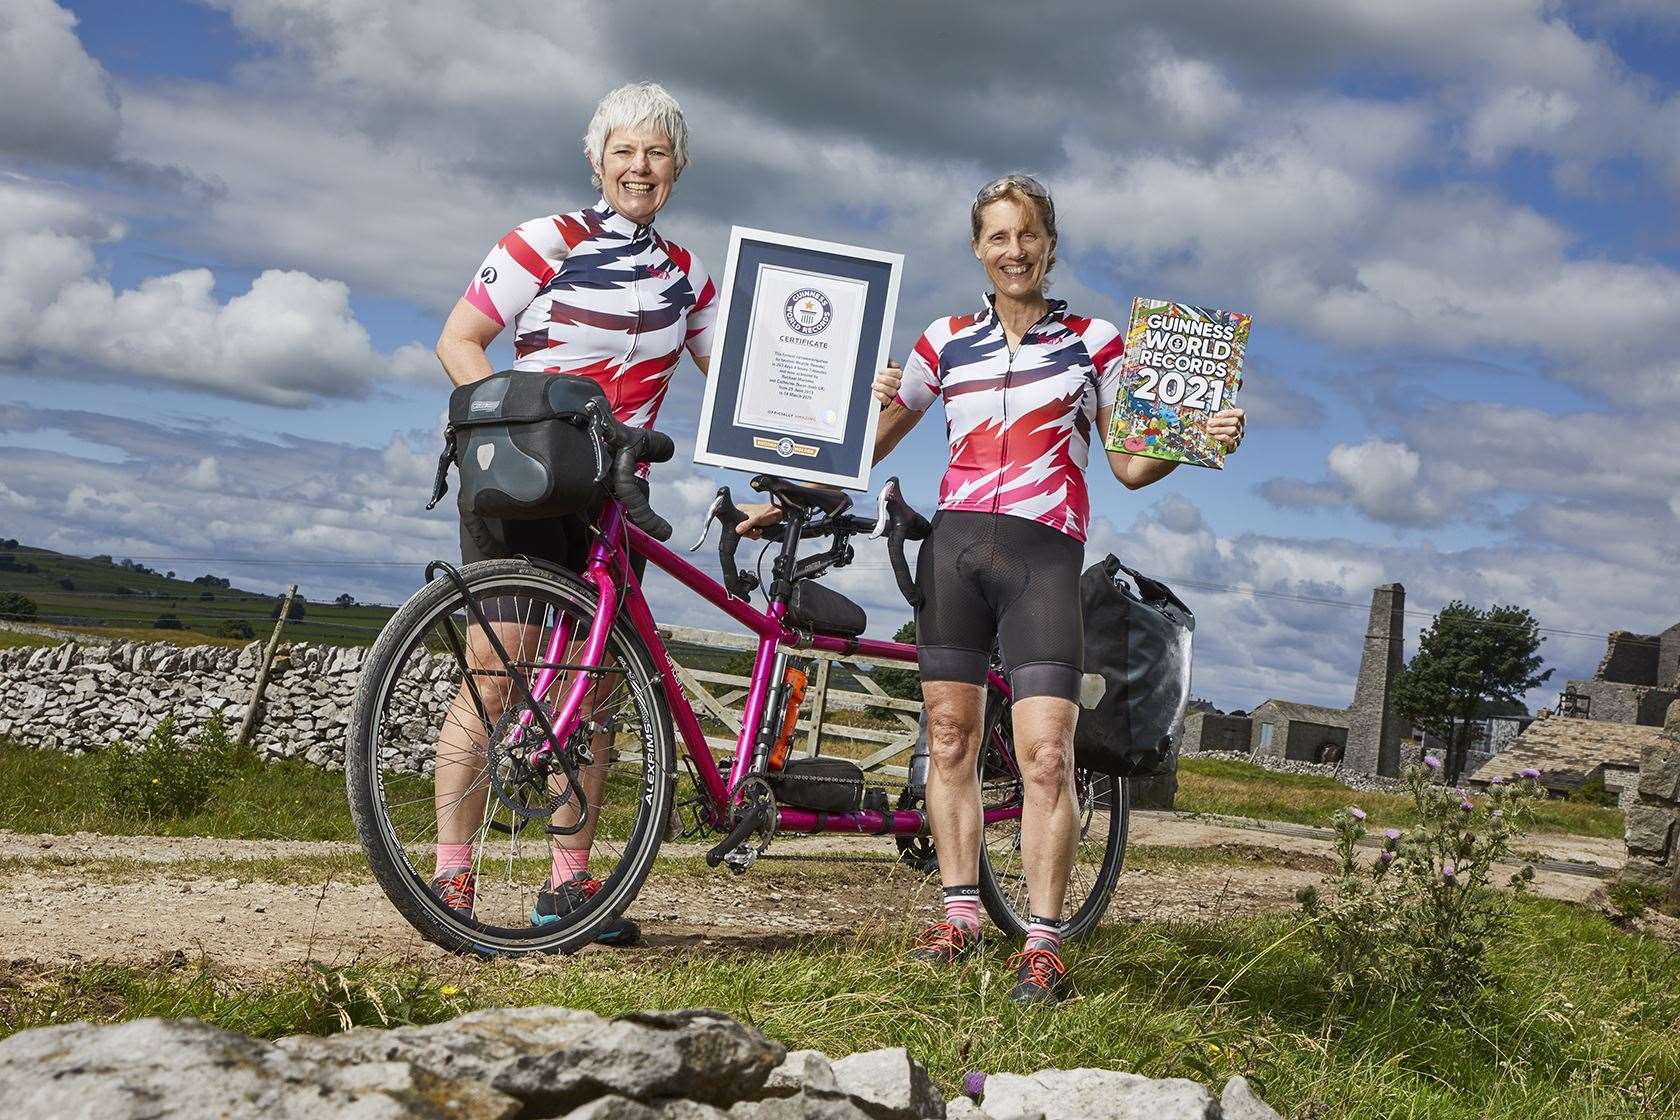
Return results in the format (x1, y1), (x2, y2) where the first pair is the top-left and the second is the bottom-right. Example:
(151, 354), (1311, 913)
(976, 702), (1129, 942)
(345, 558), (674, 956)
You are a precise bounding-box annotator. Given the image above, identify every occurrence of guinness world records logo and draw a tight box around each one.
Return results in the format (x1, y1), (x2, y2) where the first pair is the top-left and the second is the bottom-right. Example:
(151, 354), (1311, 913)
(784, 288), (832, 335)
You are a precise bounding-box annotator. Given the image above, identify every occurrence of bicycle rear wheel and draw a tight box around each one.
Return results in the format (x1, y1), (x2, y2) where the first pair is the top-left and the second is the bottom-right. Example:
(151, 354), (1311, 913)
(345, 558), (674, 956)
(976, 701), (1129, 942)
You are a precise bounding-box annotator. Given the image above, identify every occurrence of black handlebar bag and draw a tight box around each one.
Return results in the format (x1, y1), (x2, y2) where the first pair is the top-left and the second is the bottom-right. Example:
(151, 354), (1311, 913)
(1073, 555), (1195, 776)
(441, 371), (608, 520)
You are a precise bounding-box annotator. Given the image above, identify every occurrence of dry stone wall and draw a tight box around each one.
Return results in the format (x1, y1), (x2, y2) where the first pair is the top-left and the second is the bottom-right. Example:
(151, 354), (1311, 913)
(1624, 700), (1680, 884)
(0, 640), (455, 772)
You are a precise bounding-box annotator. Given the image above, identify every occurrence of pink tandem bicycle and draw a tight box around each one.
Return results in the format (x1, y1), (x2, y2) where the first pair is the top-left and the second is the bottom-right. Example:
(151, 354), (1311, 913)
(346, 406), (1128, 956)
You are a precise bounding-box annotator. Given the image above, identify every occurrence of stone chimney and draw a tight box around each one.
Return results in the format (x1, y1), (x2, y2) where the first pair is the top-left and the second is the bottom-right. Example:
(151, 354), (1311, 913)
(1344, 583), (1405, 777)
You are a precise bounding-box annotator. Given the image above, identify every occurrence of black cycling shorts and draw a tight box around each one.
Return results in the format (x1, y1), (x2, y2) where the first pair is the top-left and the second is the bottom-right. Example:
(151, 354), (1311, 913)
(913, 510), (1084, 702)
(459, 481), (648, 622)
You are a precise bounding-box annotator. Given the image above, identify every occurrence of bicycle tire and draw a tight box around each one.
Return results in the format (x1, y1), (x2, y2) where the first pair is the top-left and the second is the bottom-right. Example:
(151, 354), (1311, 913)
(976, 701), (1129, 942)
(345, 558), (674, 956)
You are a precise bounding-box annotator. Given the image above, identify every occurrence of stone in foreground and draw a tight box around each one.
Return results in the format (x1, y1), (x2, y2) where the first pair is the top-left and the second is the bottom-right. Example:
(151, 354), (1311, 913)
(981, 1068), (1217, 1120)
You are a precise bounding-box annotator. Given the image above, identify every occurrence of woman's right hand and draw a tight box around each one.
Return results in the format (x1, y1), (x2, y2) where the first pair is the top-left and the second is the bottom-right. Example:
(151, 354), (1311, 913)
(872, 359), (903, 407)
(735, 502), (783, 539)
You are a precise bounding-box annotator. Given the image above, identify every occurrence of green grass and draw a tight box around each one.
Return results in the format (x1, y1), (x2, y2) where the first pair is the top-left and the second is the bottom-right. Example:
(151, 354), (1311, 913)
(0, 741), (358, 842)
(1178, 756), (1626, 839)
(0, 629), (60, 650)
(3, 896), (1676, 1118)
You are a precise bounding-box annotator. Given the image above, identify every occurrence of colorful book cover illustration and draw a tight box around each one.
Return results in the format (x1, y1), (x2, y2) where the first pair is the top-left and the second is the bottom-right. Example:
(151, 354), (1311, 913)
(1106, 297), (1251, 470)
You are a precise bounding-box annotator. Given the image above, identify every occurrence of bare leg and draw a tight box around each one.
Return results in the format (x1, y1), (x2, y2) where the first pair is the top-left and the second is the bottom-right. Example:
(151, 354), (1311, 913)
(921, 679), (986, 890)
(1011, 695), (1080, 920)
(433, 618), (539, 849)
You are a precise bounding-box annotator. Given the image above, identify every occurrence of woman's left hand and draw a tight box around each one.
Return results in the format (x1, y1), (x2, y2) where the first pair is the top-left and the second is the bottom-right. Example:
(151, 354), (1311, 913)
(1208, 407), (1246, 455)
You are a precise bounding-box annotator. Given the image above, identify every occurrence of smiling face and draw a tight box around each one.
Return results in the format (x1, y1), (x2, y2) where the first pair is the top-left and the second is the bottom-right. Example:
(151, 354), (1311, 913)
(594, 121), (677, 225)
(973, 196), (1051, 302)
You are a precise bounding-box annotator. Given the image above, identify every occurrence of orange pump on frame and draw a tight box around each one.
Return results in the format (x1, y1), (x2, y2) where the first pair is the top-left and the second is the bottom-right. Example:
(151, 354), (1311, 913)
(767, 666), (808, 771)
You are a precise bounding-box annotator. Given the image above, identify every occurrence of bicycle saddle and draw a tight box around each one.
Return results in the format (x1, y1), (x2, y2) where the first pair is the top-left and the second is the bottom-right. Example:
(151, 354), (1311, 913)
(751, 474), (852, 516)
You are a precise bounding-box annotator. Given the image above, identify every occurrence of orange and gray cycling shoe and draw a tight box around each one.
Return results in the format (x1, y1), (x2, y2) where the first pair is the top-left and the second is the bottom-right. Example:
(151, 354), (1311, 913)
(429, 866), (476, 920)
(1007, 945), (1069, 1005)
(909, 920), (983, 964)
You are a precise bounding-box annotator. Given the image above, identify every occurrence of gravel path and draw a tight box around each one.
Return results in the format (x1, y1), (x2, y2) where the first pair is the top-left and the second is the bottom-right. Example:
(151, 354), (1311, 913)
(0, 816), (1617, 977)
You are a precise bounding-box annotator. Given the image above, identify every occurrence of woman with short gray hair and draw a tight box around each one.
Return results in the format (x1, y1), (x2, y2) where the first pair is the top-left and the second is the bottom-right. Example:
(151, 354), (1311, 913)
(427, 81), (717, 947)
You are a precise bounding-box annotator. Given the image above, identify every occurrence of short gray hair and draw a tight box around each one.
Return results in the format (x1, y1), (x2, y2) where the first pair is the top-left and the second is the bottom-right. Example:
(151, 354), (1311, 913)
(971, 173), (1058, 278)
(583, 82), (690, 186)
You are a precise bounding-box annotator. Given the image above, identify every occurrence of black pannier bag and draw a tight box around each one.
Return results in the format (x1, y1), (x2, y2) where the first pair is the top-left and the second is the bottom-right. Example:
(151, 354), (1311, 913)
(767, 756), (865, 813)
(1073, 555), (1195, 776)
(431, 370), (609, 520)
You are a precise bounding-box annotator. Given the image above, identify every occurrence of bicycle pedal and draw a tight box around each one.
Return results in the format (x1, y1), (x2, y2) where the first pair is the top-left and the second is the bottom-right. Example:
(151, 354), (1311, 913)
(721, 846), (759, 874)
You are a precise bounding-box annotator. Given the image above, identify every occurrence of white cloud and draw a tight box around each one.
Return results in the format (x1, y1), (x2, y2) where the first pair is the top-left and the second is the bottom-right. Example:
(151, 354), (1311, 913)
(0, 0), (120, 165)
(0, 176), (423, 405)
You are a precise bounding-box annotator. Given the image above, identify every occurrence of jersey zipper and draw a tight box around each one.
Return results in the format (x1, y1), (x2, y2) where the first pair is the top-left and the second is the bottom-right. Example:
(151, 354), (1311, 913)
(994, 304), (1055, 516)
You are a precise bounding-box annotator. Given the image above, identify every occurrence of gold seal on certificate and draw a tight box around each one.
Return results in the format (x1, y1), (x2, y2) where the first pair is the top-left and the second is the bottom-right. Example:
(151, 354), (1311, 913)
(695, 228), (903, 490)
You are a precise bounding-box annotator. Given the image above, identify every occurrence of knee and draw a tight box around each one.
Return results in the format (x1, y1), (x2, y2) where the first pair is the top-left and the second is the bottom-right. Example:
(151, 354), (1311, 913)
(926, 712), (978, 773)
(1019, 732), (1073, 790)
(453, 681), (505, 726)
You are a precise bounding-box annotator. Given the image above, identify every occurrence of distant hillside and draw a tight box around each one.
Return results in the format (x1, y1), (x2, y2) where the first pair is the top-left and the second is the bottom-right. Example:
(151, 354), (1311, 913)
(0, 541), (395, 648)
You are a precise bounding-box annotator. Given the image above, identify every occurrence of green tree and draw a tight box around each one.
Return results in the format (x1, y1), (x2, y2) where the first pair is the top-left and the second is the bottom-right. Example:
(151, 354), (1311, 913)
(152, 613), (184, 630)
(218, 619), (256, 640)
(0, 592), (37, 620)
(870, 618), (920, 701)
(335, 593), (356, 608)
(271, 595), (307, 621)
(1394, 601), (1552, 783)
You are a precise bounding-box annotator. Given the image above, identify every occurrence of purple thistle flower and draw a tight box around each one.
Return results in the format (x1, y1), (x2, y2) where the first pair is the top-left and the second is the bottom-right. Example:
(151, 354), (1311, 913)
(1348, 807), (1367, 821)
(1489, 777), (1505, 785)
(1491, 809), (1504, 820)
(1518, 767), (1540, 780)
(1378, 850), (1395, 865)
(1384, 828), (1401, 842)
(1460, 799), (1475, 812)
(1424, 755), (1443, 771)
(1442, 862), (1456, 879)
(963, 1072), (986, 1099)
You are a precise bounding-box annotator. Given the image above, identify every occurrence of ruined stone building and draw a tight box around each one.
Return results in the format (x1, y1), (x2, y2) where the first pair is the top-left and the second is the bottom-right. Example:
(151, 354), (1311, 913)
(1180, 584), (1408, 778)
(1470, 621), (1680, 802)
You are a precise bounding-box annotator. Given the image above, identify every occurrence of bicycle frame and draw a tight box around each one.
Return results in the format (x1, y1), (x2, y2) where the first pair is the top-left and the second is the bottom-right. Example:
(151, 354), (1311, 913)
(514, 496), (1016, 839)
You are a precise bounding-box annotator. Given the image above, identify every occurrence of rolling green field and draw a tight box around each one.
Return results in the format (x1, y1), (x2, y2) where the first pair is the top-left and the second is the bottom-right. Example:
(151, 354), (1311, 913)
(0, 542), (398, 647)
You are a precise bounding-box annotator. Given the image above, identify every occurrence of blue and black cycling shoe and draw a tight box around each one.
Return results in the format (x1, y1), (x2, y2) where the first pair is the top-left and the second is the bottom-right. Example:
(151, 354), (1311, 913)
(531, 871), (642, 946)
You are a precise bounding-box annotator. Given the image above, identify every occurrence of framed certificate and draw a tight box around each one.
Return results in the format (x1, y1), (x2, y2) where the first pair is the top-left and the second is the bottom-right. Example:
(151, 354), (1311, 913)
(694, 227), (902, 490)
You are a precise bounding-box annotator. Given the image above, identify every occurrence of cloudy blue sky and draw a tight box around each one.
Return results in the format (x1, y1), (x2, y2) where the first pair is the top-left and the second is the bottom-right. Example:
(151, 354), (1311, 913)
(2, 0), (1677, 712)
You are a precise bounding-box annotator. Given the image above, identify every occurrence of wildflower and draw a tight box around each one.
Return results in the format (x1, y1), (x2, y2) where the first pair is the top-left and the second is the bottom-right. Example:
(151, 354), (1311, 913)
(1378, 850), (1395, 865)
(1346, 807), (1367, 822)
(1442, 863), (1456, 879)
(1492, 809), (1504, 820)
(1518, 767), (1540, 780)
(1460, 799), (1475, 812)
(440, 984), (460, 997)
(1489, 776), (1505, 785)
(1424, 755), (1442, 771)
(963, 1072), (986, 1099)
(1384, 828), (1401, 843)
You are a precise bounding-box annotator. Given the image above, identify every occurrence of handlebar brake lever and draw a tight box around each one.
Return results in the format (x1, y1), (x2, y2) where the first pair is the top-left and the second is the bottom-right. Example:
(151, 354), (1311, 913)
(689, 492), (725, 552)
(868, 481), (895, 540)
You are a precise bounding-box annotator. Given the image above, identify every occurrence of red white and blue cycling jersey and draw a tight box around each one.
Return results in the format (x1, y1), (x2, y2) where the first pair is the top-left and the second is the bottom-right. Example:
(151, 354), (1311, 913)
(895, 295), (1124, 542)
(464, 198), (717, 430)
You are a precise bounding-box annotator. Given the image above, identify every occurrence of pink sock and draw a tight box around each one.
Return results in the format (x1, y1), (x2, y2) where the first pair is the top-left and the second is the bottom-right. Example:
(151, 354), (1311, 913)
(943, 885), (980, 932)
(1026, 917), (1062, 952)
(551, 846), (591, 884)
(434, 842), (475, 875)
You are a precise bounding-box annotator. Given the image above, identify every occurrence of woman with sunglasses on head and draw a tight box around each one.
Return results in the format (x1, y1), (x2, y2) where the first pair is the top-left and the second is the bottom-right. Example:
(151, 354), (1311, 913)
(871, 175), (1245, 1003)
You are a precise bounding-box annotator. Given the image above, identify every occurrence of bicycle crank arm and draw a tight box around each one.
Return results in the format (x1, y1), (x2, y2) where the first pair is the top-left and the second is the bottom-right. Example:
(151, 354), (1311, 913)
(705, 802), (768, 869)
